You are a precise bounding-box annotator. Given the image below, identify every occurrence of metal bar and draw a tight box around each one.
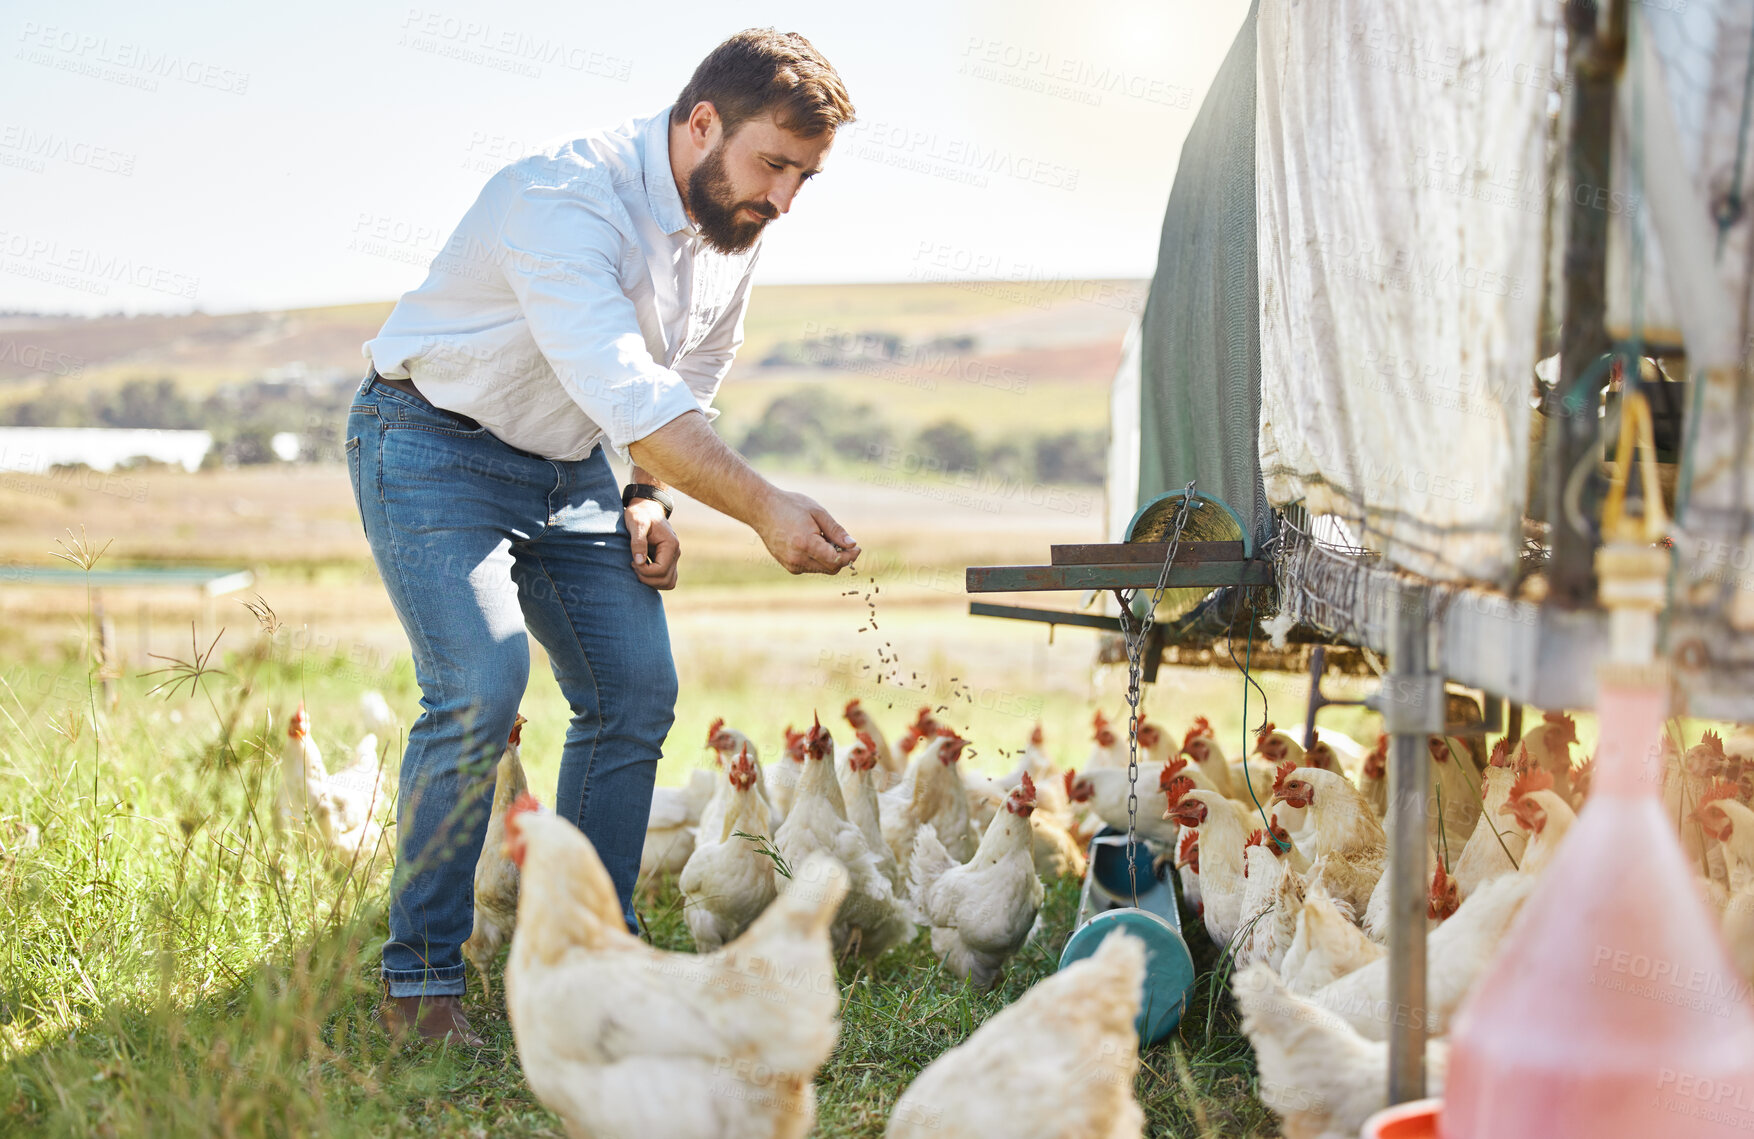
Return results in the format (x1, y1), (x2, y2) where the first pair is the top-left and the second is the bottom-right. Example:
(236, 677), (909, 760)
(1049, 540), (1245, 566)
(966, 602), (1125, 631)
(1383, 582), (1442, 1104)
(1302, 645), (1327, 751)
(1507, 702), (1525, 747)
(1543, 0), (1624, 608)
(965, 560), (1271, 593)
(1142, 624), (1167, 684)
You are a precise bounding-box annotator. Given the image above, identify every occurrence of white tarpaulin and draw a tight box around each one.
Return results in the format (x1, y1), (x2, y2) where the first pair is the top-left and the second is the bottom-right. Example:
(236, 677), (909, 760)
(1255, 0), (1557, 585)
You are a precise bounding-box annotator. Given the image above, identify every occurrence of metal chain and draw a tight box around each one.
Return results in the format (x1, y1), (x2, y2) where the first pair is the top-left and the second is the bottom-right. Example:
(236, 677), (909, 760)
(1113, 479), (1198, 907)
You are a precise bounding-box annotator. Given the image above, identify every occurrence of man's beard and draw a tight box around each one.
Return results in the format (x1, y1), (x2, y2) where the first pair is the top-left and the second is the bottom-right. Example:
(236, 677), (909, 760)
(686, 144), (776, 255)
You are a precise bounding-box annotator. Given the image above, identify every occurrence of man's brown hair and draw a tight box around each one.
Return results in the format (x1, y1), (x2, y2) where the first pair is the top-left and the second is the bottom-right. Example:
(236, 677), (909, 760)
(672, 29), (855, 140)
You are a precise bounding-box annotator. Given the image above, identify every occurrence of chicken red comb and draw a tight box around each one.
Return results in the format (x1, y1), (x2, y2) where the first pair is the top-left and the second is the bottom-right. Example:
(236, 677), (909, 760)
(1181, 715), (1215, 750)
(1157, 761), (1188, 792)
(913, 706), (937, 728)
(1701, 731), (1727, 761)
(856, 730), (876, 751)
(805, 712), (832, 760)
(1256, 721), (1277, 743)
(1177, 830), (1198, 863)
(1163, 755), (1189, 780)
(1571, 755), (1595, 799)
(289, 701), (310, 738)
(1545, 710), (1578, 743)
(728, 747), (758, 790)
(508, 713), (528, 746)
(934, 729), (968, 762)
(1506, 767), (1555, 805)
(1245, 829), (1264, 849)
(1271, 759), (1298, 796)
(1489, 738), (1513, 767)
(1063, 769), (1077, 799)
(1369, 733), (1389, 758)
(1432, 861), (1450, 889)
(705, 717), (725, 743)
(843, 698), (862, 722)
(1030, 722), (1044, 746)
(1019, 770), (1036, 801)
(1162, 773), (1196, 809)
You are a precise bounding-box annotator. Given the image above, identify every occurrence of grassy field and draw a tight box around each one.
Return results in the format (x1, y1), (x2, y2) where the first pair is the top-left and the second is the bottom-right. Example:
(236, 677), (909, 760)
(0, 600), (1288, 1139)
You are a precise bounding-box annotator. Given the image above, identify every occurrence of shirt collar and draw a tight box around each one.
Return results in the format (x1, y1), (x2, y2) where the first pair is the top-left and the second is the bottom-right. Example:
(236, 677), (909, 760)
(642, 106), (695, 237)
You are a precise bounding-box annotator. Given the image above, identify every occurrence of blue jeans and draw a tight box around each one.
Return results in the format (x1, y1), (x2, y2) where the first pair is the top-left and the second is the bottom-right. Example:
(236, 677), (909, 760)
(345, 374), (677, 997)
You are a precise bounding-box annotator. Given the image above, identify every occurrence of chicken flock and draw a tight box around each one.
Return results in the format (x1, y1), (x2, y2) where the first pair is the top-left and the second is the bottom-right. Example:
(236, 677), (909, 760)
(275, 691), (1754, 1139)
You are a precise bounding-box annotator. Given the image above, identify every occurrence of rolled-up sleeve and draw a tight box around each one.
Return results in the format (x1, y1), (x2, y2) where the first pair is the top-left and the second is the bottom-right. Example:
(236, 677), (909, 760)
(674, 249), (759, 418)
(497, 188), (701, 461)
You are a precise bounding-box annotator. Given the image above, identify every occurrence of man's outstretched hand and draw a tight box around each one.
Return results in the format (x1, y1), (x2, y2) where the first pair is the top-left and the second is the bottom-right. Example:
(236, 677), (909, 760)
(756, 489), (860, 575)
(626, 499), (680, 589)
(626, 411), (860, 577)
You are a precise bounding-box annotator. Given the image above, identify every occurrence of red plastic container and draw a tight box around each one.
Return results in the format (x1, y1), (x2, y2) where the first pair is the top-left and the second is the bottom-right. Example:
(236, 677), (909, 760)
(1364, 1097), (1441, 1138)
(1441, 670), (1754, 1138)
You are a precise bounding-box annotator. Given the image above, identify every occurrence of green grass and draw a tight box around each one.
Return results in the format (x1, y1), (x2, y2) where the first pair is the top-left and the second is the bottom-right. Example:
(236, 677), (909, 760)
(0, 602), (1280, 1137)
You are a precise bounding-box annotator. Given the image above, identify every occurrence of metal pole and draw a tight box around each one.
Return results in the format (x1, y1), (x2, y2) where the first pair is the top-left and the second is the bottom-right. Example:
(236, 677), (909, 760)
(1543, 0), (1626, 607)
(1303, 645), (1327, 751)
(1382, 582), (1443, 1103)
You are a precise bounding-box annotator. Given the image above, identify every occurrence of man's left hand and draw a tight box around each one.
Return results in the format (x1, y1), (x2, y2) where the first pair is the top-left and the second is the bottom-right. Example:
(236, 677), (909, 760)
(626, 499), (680, 590)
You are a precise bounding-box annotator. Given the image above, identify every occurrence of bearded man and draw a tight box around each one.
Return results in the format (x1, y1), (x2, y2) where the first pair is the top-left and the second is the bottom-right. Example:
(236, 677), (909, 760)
(347, 28), (858, 1045)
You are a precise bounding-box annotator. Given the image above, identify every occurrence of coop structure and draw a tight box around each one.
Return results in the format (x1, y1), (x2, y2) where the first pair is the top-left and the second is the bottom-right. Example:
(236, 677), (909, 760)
(966, 0), (1754, 1104)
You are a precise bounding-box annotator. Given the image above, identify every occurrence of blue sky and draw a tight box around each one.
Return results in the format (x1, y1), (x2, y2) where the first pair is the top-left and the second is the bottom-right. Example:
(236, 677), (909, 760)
(1, 0), (1250, 315)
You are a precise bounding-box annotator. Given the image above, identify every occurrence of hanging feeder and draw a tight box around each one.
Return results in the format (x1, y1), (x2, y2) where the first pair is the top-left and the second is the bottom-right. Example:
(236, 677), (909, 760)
(1059, 828), (1197, 1044)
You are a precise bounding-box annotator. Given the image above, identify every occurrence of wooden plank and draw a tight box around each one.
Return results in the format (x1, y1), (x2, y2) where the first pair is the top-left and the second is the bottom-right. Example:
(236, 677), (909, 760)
(964, 561), (1272, 593)
(1049, 540), (1245, 566)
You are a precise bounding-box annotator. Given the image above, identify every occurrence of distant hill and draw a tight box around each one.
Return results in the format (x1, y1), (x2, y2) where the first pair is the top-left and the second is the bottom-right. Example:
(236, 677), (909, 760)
(0, 280), (1140, 387)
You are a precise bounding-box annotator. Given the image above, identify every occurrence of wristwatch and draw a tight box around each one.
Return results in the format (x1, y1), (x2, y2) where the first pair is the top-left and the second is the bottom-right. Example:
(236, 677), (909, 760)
(621, 483), (675, 518)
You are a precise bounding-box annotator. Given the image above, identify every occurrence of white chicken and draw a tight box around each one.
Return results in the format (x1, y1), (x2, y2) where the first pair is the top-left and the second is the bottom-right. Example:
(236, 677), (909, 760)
(1270, 763), (1385, 918)
(1278, 883), (1382, 995)
(999, 723), (1070, 819)
(776, 716), (913, 959)
(359, 689), (400, 742)
(1451, 738), (1529, 899)
(1086, 709), (1128, 768)
(681, 747), (780, 951)
(504, 796), (848, 1139)
(463, 713), (527, 998)
(880, 729), (980, 865)
(884, 931), (1146, 1139)
(1236, 962), (1449, 1139)
(1029, 812), (1087, 883)
(1064, 762), (1184, 846)
(1179, 718), (1237, 798)
(765, 725), (808, 819)
(839, 730), (902, 889)
(1164, 776), (1260, 947)
(1233, 822), (1310, 971)
(278, 702), (387, 861)
(699, 718), (779, 849)
(844, 698), (903, 787)
(910, 774), (1045, 990)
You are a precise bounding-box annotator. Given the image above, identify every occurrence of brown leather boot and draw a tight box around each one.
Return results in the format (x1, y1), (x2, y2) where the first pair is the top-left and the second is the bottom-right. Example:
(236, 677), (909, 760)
(375, 990), (486, 1048)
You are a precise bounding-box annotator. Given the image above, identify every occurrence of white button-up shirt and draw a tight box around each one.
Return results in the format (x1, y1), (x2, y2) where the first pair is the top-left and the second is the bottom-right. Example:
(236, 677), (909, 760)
(364, 106), (759, 462)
